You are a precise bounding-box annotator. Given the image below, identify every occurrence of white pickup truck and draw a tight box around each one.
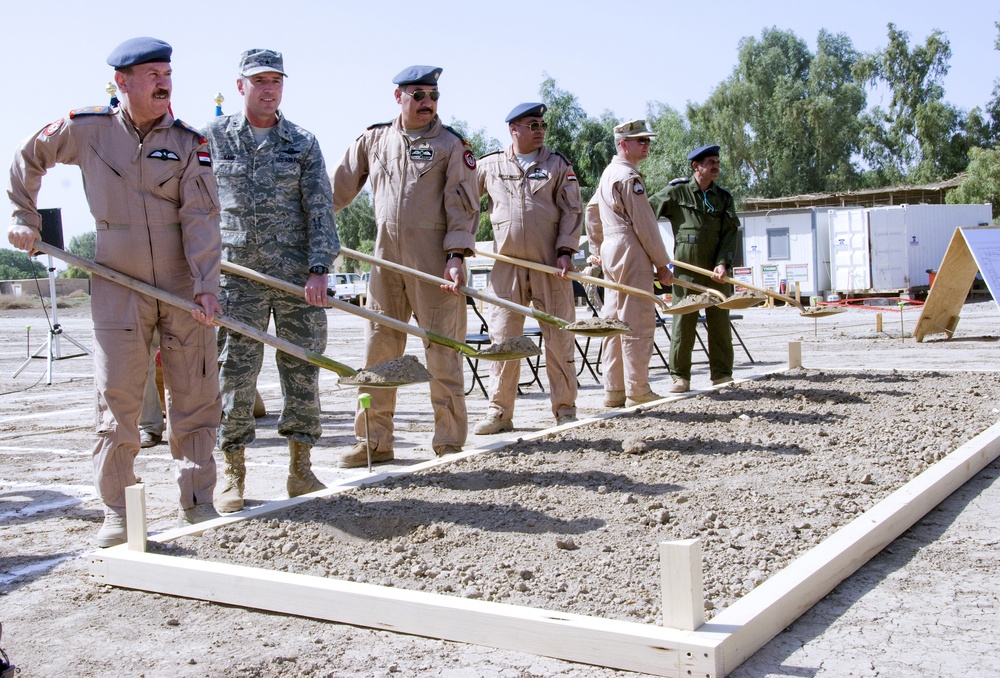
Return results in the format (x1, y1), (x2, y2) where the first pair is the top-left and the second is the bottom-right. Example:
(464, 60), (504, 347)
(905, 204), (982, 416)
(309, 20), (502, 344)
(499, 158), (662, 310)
(328, 272), (368, 306)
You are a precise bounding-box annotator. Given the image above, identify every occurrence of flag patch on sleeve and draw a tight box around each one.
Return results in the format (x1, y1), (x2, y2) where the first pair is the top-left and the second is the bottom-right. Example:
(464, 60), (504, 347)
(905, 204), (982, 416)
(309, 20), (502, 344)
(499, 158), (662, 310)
(197, 151), (212, 166)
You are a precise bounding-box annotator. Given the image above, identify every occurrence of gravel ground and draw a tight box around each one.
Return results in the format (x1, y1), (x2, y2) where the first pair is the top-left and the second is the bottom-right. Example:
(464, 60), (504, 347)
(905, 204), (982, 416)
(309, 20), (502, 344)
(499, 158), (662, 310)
(1, 297), (998, 676)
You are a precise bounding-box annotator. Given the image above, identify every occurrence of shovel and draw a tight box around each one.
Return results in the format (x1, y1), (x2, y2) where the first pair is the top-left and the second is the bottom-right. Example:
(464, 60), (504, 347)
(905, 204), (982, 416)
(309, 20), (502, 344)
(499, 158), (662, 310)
(221, 261), (539, 363)
(474, 249), (719, 316)
(670, 259), (845, 318)
(340, 247), (630, 338)
(31, 241), (429, 386)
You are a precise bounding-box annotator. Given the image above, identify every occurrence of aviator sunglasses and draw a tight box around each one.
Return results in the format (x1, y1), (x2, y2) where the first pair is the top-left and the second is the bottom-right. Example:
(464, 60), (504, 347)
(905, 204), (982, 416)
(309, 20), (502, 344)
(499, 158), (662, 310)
(401, 89), (440, 102)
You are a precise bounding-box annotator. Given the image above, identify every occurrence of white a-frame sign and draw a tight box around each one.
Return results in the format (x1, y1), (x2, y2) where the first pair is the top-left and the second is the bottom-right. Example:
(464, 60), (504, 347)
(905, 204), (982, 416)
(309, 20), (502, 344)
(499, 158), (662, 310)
(915, 225), (999, 342)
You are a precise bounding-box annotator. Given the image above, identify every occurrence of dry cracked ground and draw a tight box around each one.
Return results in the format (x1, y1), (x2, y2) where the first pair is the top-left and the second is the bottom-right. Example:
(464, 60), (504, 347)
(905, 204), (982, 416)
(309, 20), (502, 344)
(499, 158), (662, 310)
(1, 298), (999, 676)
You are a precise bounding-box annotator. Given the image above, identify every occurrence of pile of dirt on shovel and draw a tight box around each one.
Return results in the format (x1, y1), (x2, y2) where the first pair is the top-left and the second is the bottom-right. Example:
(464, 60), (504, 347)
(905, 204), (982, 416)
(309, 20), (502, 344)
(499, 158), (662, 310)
(479, 336), (542, 357)
(672, 292), (718, 309)
(340, 354), (432, 386)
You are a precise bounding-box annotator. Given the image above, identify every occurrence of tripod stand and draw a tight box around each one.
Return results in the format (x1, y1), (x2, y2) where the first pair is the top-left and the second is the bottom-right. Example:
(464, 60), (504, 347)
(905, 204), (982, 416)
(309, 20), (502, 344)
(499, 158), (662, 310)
(11, 209), (92, 385)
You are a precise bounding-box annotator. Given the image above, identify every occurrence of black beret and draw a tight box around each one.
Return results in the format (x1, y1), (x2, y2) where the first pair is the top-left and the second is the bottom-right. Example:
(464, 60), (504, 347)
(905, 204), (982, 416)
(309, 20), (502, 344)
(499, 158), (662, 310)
(107, 37), (172, 69)
(505, 102), (546, 123)
(392, 65), (442, 86)
(688, 145), (721, 162)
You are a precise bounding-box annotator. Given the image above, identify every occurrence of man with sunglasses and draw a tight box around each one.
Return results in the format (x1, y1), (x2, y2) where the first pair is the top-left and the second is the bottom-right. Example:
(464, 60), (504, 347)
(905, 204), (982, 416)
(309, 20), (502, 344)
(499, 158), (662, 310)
(204, 49), (340, 511)
(649, 145), (740, 393)
(587, 119), (672, 408)
(332, 65), (479, 468)
(473, 102), (582, 435)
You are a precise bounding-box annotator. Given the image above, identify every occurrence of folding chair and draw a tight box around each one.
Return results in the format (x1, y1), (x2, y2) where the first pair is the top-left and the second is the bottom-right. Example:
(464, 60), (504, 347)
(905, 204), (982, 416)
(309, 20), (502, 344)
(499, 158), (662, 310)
(572, 281), (602, 384)
(464, 296), (491, 397)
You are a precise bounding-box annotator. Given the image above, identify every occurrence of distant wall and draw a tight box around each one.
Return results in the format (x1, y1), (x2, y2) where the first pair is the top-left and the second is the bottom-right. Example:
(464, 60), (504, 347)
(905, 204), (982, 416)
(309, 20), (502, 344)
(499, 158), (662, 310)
(0, 278), (91, 297)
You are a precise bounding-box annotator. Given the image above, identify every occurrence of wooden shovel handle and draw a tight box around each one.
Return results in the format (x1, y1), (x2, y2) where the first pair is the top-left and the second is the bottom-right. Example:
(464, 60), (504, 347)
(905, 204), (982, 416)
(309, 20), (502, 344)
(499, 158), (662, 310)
(474, 249), (681, 308)
(221, 261), (476, 356)
(340, 247), (570, 329)
(32, 241), (359, 377)
(670, 259), (805, 311)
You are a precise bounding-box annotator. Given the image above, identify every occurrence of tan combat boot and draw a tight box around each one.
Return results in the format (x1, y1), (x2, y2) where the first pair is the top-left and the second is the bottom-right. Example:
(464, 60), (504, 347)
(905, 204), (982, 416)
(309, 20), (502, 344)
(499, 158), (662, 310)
(287, 440), (326, 497)
(215, 448), (246, 513)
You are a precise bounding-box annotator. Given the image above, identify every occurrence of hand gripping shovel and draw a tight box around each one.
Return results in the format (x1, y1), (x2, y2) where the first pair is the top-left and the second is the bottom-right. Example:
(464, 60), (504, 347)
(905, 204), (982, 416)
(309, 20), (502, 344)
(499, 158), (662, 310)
(220, 261), (538, 363)
(473, 249), (721, 316)
(670, 259), (845, 318)
(31, 241), (428, 386)
(340, 247), (630, 338)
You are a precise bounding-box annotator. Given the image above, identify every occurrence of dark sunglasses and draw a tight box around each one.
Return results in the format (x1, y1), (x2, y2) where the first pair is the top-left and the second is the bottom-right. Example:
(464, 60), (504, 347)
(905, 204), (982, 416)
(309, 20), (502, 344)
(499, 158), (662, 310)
(402, 89), (440, 102)
(514, 121), (548, 132)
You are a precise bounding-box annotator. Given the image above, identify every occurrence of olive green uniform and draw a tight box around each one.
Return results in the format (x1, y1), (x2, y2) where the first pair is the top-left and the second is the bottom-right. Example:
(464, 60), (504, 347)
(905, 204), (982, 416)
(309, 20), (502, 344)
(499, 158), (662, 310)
(650, 178), (740, 382)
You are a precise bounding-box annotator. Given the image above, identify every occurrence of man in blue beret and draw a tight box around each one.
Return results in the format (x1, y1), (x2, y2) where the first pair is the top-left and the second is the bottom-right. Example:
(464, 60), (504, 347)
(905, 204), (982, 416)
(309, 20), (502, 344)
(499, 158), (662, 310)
(473, 102), (582, 434)
(649, 145), (741, 393)
(8, 37), (224, 546)
(205, 48), (340, 512)
(332, 65), (479, 467)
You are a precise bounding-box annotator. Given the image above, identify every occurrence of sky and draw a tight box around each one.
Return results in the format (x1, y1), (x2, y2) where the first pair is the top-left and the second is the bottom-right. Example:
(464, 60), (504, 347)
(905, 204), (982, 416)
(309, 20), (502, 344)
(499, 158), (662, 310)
(2, 0), (998, 253)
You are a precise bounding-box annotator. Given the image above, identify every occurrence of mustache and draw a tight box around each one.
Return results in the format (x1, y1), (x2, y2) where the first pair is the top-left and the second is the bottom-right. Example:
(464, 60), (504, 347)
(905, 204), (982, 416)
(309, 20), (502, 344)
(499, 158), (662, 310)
(418, 106), (433, 114)
(153, 88), (170, 98)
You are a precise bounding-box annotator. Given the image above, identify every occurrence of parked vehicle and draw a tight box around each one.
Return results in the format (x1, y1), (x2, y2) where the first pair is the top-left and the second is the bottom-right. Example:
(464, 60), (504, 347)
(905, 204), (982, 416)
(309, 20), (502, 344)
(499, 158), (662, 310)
(328, 272), (368, 305)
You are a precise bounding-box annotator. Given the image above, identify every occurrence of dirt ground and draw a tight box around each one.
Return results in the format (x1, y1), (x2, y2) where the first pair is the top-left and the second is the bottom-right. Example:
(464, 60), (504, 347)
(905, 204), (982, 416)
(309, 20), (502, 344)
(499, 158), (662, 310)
(1, 295), (998, 677)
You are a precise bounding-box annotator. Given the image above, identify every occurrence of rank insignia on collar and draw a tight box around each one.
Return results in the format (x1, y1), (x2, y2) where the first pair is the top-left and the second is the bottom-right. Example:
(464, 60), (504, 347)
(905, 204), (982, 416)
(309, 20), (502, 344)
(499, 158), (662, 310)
(410, 147), (434, 161)
(197, 151), (212, 166)
(633, 182), (645, 195)
(148, 149), (180, 161)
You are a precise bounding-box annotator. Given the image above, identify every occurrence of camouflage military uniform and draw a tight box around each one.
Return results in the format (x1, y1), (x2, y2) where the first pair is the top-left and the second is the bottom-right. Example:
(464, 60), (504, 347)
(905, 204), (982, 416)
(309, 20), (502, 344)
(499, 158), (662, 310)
(204, 111), (339, 452)
(651, 178), (740, 382)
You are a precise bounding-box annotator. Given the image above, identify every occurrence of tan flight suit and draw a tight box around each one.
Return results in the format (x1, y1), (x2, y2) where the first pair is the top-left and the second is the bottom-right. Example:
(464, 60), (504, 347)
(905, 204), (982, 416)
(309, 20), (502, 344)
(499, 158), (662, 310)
(9, 106), (222, 513)
(477, 146), (581, 420)
(588, 156), (670, 398)
(332, 115), (479, 451)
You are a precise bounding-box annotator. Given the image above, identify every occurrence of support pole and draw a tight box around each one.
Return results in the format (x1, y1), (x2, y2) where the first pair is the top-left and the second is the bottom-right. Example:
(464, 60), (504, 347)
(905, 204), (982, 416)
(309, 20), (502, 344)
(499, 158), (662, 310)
(788, 341), (802, 369)
(659, 539), (704, 631)
(125, 484), (147, 552)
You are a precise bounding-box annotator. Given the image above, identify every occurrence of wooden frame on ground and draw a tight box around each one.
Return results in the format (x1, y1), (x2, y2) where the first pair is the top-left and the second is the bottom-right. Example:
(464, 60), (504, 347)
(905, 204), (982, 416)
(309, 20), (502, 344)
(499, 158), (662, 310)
(89, 360), (1000, 677)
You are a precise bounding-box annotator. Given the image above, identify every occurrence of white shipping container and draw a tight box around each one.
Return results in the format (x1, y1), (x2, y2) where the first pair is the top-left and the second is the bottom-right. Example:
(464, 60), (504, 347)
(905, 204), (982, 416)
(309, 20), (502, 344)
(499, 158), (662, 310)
(739, 207), (841, 298)
(831, 203), (992, 293)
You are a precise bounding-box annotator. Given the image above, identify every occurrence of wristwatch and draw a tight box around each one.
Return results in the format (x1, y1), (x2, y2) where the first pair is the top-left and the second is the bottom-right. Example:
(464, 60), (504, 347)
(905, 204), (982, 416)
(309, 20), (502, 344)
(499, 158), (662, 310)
(309, 265), (328, 275)
(446, 252), (465, 261)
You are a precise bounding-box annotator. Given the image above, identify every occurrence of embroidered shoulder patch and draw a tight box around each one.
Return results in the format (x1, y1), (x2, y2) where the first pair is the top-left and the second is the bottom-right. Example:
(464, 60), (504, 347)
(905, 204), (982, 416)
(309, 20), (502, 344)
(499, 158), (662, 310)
(633, 182), (645, 195)
(197, 151), (212, 166)
(464, 150), (476, 169)
(566, 170), (577, 182)
(43, 119), (65, 136)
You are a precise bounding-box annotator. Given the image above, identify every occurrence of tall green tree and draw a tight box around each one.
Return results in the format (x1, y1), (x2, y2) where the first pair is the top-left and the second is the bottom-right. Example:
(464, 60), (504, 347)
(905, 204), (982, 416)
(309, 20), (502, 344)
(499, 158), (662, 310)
(335, 190), (376, 272)
(63, 231), (97, 278)
(946, 147), (1000, 221)
(687, 27), (865, 199)
(539, 75), (618, 197)
(642, 102), (697, 196)
(0, 249), (46, 280)
(854, 23), (967, 184)
(965, 21), (1000, 150)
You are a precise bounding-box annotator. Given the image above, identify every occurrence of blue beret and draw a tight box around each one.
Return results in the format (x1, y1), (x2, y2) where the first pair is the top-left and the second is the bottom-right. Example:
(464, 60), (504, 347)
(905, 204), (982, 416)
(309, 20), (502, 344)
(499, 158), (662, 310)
(505, 102), (547, 123)
(688, 145), (721, 162)
(107, 37), (172, 69)
(393, 65), (442, 86)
